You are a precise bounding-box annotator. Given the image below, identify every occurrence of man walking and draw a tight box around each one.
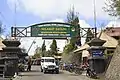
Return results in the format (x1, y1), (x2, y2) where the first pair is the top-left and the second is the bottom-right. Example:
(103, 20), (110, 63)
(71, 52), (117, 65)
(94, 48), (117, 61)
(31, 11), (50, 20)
(27, 57), (32, 71)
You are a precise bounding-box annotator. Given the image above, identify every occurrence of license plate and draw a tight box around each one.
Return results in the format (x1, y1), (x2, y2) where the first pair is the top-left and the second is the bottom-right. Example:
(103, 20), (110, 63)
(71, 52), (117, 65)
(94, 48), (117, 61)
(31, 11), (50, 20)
(49, 68), (55, 70)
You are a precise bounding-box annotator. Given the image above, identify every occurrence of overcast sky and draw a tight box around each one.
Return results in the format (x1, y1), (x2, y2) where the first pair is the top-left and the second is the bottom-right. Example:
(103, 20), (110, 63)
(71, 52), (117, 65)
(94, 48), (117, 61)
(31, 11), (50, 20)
(0, 0), (118, 55)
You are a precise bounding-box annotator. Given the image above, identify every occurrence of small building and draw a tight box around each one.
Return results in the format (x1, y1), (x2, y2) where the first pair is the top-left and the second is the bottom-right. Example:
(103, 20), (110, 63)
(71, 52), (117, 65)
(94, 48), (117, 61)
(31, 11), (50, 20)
(74, 31), (118, 65)
(104, 27), (120, 40)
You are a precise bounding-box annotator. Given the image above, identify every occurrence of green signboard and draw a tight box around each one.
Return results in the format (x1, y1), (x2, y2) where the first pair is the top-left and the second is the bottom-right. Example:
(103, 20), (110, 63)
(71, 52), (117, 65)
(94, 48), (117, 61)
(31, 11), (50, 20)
(31, 23), (77, 39)
(31, 26), (70, 38)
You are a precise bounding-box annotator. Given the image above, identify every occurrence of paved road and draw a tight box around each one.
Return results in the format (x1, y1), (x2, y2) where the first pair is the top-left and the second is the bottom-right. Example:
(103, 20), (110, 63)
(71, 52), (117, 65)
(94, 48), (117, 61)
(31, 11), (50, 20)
(14, 66), (95, 80)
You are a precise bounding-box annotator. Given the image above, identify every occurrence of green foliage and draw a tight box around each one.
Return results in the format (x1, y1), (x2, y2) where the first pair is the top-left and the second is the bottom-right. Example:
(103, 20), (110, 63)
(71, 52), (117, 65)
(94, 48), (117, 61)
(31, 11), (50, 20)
(68, 7), (81, 45)
(50, 39), (58, 56)
(44, 50), (54, 57)
(104, 53), (113, 59)
(70, 37), (76, 44)
(103, 0), (120, 16)
(85, 28), (94, 43)
(64, 44), (74, 54)
(42, 40), (46, 51)
(0, 21), (5, 34)
(63, 7), (81, 55)
(41, 40), (46, 57)
(32, 46), (42, 59)
(32, 53), (40, 59)
(62, 7), (82, 64)
(67, 7), (79, 25)
(62, 51), (82, 64)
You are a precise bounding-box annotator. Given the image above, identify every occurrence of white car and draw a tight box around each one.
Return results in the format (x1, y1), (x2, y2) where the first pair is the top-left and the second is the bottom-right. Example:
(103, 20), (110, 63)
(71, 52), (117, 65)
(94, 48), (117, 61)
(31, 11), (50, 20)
(41, 57), (59, 74)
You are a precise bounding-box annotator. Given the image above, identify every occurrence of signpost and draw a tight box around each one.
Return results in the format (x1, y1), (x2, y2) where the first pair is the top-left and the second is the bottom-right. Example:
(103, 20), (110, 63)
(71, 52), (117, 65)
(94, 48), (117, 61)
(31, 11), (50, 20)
(92, 50), (104, 57)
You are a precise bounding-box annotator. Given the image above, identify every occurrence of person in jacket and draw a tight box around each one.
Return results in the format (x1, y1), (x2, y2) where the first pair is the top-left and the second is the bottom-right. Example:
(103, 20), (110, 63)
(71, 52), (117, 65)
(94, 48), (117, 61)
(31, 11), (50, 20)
(27, 57), (32, 71)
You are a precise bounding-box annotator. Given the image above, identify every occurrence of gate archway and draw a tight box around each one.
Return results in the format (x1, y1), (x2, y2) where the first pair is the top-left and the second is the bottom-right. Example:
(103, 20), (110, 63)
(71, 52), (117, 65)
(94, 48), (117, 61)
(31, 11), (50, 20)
(11, 22), (96, 39)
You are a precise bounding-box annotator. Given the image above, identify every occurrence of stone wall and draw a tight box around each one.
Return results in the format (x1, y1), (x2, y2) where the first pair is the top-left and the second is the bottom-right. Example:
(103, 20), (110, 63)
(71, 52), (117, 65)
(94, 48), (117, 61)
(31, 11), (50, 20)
(105, 45), (120, 80)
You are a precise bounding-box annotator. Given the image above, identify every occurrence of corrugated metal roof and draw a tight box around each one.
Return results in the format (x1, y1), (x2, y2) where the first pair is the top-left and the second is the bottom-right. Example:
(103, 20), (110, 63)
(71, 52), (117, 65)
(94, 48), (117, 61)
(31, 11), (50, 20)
(105, 27), (120, 37)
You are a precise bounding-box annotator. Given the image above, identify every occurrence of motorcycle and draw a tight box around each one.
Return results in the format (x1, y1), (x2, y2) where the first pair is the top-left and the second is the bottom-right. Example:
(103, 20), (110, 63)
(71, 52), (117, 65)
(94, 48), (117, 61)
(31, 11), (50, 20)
(86, 67), (99, 79)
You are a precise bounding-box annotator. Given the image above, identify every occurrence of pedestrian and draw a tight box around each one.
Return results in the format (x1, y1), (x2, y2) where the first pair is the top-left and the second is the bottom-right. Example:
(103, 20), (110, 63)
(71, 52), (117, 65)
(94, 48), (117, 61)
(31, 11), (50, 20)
(27, 57), (32, 71)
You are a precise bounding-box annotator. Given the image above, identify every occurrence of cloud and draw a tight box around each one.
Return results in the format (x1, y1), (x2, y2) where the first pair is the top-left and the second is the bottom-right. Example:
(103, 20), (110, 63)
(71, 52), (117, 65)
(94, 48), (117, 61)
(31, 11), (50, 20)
(7, 0), (110, 20)
(1, 35), (6, 39)
(20, 37), (42, 55)
(44, 19), (64, 23)
(105, 20), (120, 27)
(79, 20), (91, 28)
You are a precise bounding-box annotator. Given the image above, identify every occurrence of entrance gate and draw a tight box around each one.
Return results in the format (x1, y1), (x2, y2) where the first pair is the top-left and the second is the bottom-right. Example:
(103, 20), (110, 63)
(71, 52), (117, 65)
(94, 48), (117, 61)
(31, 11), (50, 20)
(11, 22), (96, 39)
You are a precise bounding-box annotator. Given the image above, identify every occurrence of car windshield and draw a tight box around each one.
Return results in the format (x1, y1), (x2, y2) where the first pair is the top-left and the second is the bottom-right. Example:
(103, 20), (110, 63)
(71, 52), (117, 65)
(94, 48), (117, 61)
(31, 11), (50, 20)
(45, 59), (54, 63)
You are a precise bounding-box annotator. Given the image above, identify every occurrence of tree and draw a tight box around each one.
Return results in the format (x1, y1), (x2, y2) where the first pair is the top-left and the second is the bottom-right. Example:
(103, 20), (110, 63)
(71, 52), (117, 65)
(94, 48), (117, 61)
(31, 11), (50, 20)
(62, 7), (82, 64)
(64, 7), (81, 55)
(41, 40), (46, 57)
(45, 50), (53, 57)
(0, 21), (5, 35)
(85, 28), (94, 43)
(103, 0), (120, 16)
(67, 7), (78, 24)
(67, 7), (81, 46)
(32, 53), (41, 59)
(63, 44), (74, 54)
(32, 47), (42, 59)
(50, 39), (58, 56)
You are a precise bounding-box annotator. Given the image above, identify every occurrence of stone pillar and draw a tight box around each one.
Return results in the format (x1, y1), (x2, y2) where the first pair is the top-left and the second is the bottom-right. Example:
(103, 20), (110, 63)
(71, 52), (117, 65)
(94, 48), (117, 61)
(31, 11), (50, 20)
(1, 40), (21, 78)
(87, 38), (106, 74)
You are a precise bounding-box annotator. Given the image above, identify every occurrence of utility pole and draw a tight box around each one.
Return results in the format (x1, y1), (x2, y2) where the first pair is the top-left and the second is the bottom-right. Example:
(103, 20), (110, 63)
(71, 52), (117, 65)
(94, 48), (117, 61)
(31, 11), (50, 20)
(93, 0), (97, 38)
(27, 38), (36, 54)
(14, 0), (17, 27)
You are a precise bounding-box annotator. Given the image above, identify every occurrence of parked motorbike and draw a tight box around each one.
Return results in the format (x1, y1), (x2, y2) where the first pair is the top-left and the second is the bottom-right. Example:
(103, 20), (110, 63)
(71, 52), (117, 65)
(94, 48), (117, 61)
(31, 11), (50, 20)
(86, 67), (99, 79)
